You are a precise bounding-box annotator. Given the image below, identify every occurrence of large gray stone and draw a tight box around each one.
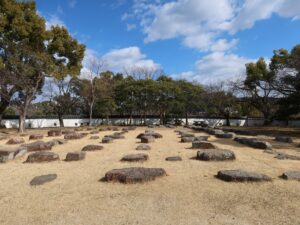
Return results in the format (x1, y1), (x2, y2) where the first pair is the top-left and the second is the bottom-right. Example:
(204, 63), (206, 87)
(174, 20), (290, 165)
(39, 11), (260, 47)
(62, 130), (75, 134)
(136, 144), (151, 151)
(65, 151), (86, 161)
(64, 133), (84, 140)
(104, 167), (166, 183)
(25, 151), (59, 163)
(30, 174), (57, 186)
(217, 170), (272, 182)
(48, 130), (62, 137)
(281, 171), (300, 180)
(22, 141), (52, 152)
(181, 136), (194, 143)
(181, 133), (195, 138)
(192, 141), (216, 149)
(50, 139), (67, 145)
(102, 137), (113, 143)
(82, 145), (103, 151)
(165, 156), (182, 161)
(29, 134), (44, 140)
(216, 132), (236, 139)
(234, 137), (272, 150)
(274, 136), (293, 143)
(6, 137), (25, 145)
(0, 147), (27, 162)
(90, 136), (100, 140)
(121, 154), (148, 162)
(150, 132), (163, 139)
(275, 153), (300, 160)
(193, 136), (209, 141)
(197, 149), (235, 161)
(141, 135), (155, 143)
(90, 130), (99, 134)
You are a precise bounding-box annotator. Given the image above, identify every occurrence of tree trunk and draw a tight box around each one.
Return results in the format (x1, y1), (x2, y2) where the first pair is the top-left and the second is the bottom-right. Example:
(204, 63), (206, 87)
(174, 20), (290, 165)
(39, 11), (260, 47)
(89, 101), (94, 127)
(185, 112), (188, 126)
(129, 113), (133, 125)
(18, 99), (31, 133)
(263, 112), (271, 126)
(19, 112), (26, 133)
(225, 114), (231, 126)
(58, 115), (64, 127)
(159, 111), (162, 125)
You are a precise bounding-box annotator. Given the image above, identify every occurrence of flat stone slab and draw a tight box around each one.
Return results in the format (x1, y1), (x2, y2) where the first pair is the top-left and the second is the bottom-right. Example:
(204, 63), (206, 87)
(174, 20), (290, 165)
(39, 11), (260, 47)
(217, 170), (272, 182)
(64, 133), (84, 140)
(48, 130), (62, 137)
(136, 133), (145, 139)
(29, 134), (43, 140)
(25, 151), (59, 163)
(181, 136), (194, 143)
(6, 137), (25, 145)
(166, 156), (182, 161)
(149, 132), (163, 138)
(65, 151), (86, 161)
(216, 132), (235, 139)
(234, 137), (272, 150)
(197, 149), (235, 161)
(82, 145), (103, 151)
(111, 134), (125, 139)
(62, 130), (75, 134)
(51, 139), (67, 145)
(281, 171), (300, 181)
(30, 174), (57, 186)
(141, 136), (155, 143)
(90, 136), (100, 140)
(275, 153), (300, 160)
(0, 147), (27, 162)
(22, 141), (52, 152)
(136, 144), (151, 151)
(204, 128), (223, 135)
(121, 154), (148, 162)
(90, 130), (99, 134)
(194, 136), (209, 141)
(192, 141), (216, 149)
(104, 167), (166, 183)
(181, 133), (195, 138)
(274, 136), (293, 143)
(102, 137), (113, 143)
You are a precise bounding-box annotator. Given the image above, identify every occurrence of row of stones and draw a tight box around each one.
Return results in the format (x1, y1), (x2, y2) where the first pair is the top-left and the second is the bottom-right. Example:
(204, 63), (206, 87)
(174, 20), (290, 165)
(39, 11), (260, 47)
(189, 127), (300, 161)
(31, 168), (300, 186)
(26, 127), (138, 162)
(193, 126), (299, 145)
(174, 129), (300, 180)
(0, 127), (136, 162)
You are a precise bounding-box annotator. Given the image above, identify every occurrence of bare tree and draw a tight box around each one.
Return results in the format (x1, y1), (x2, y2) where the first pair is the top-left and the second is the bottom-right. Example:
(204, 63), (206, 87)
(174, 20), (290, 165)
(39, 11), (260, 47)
(43, 77), (78, 127)
(83, 56), (106, 126)
(124, 66), (162, 80)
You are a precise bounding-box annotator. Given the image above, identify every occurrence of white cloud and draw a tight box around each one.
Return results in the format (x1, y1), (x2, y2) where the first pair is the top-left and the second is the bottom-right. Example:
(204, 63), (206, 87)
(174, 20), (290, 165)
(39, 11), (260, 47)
(45, 15), (66, 30)
(126, 0), (300, 51)
(173, 52), (255, 84)
(80, 47), (159, 79)
(102, 46), (160, 72)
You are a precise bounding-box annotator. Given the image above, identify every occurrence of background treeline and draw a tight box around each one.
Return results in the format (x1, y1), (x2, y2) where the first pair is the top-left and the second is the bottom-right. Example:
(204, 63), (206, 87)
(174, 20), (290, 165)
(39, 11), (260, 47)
(1, 0), (300, 132)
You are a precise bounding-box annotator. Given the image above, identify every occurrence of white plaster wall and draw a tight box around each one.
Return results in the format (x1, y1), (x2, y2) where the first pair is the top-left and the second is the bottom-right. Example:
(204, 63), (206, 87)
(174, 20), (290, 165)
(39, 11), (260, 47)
(2, 117), (300, 128)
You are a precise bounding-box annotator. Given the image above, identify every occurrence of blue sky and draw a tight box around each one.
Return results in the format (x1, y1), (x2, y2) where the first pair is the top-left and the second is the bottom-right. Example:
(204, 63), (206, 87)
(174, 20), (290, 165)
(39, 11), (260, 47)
(36, 0), (300, 84)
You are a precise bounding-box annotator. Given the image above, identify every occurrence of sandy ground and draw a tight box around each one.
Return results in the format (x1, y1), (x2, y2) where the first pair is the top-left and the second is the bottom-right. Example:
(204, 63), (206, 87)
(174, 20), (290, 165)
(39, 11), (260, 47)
(0, 127), (299, 225)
